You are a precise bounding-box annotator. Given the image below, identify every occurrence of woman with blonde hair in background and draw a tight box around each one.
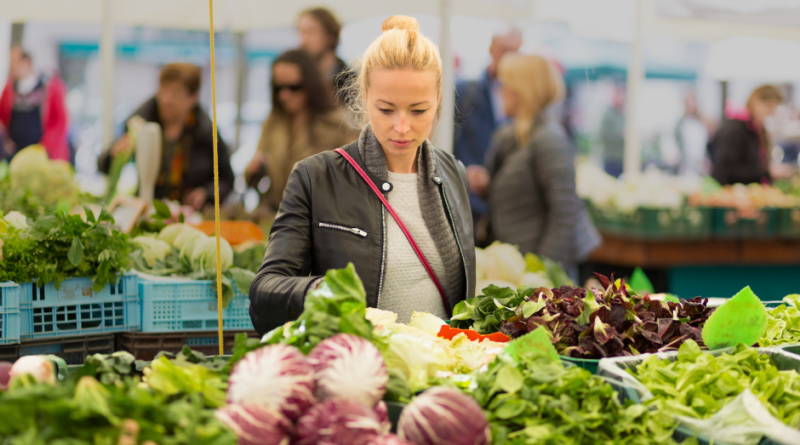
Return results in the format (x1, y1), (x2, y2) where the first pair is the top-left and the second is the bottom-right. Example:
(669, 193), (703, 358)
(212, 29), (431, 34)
(468, 53), (599, 280)
(249, 16), (475, 333)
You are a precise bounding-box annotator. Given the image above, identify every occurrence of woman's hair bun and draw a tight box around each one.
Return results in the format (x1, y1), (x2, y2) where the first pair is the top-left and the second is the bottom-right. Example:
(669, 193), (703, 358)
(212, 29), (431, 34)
(382, 15), (420, 33)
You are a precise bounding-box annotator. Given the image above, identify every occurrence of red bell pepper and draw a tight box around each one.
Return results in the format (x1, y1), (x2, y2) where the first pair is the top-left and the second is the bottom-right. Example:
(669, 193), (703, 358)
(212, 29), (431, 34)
(437, 325), (510, 343)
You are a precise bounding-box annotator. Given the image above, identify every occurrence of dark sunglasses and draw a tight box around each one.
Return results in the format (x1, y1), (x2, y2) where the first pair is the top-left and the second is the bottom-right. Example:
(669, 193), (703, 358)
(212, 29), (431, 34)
(273, 83), (304, 93)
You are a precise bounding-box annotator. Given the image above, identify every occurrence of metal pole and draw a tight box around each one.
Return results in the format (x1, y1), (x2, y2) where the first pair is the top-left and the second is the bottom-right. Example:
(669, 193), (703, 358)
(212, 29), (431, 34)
(435, 0), (455, 152)
(623, 0), (644, 178)
(720, 80), (728, 122)
(101, 0), (115, 148)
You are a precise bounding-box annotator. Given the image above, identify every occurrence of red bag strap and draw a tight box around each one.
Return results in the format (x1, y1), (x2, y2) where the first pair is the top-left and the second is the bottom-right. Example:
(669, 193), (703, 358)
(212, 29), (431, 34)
(335, 148), (449, 312)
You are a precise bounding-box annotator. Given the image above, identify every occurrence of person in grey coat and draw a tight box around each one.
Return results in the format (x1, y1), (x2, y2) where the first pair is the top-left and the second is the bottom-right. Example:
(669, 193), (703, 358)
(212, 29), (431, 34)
(467, 53), (600, 279)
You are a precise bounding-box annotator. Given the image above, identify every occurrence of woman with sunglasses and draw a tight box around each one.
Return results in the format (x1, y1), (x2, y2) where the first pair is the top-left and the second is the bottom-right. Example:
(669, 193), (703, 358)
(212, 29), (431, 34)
(249, 16), (475, 333)
(245, 49), (358, 212)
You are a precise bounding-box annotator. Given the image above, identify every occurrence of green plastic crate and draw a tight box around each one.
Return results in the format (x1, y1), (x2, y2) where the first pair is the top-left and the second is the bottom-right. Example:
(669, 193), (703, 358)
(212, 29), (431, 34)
(712, 207), (777, 239)
(776, 208), (800, 239)
(637, 207), (712, 239)
(560, 356), (600, 374)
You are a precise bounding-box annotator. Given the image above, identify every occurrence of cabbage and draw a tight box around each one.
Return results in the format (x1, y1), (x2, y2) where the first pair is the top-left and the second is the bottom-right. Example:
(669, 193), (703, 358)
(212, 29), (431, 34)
(132, 236), (171, 267)
(371, 435), (415, 445)
(227, 345), (315, 421)
(215, 404), (292, 445)
(9, 356), (55, 385)
(374, 400), (391, 435)
(381, 332), (449, 392)
(408, 312), (447, 336)
(3, 211), (28, 230)
(295, 399), (383, 445)
(447, 333), (495, 373)
(398, 387), (490, 445)
(172, 226), (205, 250)
(191, 236), (234, 271)
(366, 308), (398, 326)
(480, 242), (526, 284)
(474, 279), (517, 297)
(0, 361), (12, 390)
(307, 334), (388, 408)
(518, 272), (553, 289)
(158, 223), (188, 246)
(8, 145), (78, 209)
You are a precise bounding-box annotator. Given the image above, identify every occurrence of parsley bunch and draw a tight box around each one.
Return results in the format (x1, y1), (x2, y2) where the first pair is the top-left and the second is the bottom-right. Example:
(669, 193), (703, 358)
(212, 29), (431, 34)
(0, 208), (131, 291)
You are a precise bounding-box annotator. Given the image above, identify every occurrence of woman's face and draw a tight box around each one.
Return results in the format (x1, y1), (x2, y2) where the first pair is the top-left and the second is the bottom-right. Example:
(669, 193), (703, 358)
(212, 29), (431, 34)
(156, 81), (197, 124)
(297, 14), (330, 59)
(273, 62), (307, 116)
(500, 82), (519, 117)
(366, 68), (439, 163)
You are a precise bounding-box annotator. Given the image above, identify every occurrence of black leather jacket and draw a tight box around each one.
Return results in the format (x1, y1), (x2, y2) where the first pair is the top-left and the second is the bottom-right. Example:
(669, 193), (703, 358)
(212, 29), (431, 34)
(249, 140), (476, 335)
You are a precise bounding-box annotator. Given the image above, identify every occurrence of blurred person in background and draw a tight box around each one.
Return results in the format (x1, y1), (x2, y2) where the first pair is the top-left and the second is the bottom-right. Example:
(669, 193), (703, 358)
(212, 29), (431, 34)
(0, 46), (69, 161)
(712, 85), (785, 186)
(675, 91), (710, 177)
(245, 50), (358, 213)
(467, 54), (600, 280)
(599, 84), (626, 178)
(453, 27), (521, 246)
(297, 7), (352, 105)
(98, 63), (234, 210)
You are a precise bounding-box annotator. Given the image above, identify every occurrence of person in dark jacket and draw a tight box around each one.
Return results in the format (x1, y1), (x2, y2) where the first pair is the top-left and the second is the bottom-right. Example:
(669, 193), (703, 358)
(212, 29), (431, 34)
(250, 15), (475, 334)
(712, 85), (783, 186)
(98, 63), (234, 209)
(453, 28), (521, 244)
(468, 54), (600, 280)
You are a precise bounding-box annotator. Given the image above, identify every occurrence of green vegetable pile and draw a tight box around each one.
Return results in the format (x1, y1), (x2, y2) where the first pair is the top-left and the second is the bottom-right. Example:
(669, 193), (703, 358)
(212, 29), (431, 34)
(469, 350), (687, 445)
(628, 340), (800, 427)
(0, 352), (235, 444)
(0, 208), (131, 291)
(450, 285), (529, 334)
(761, 294), (800, 346)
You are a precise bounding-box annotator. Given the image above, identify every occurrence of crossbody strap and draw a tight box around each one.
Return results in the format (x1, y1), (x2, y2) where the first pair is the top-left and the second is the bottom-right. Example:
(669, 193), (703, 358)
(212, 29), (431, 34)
(335, 148), (449, 312)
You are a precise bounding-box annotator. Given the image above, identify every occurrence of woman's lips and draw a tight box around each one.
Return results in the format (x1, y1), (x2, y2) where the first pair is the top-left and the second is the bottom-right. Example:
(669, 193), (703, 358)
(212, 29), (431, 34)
(391, 139), (413, 148)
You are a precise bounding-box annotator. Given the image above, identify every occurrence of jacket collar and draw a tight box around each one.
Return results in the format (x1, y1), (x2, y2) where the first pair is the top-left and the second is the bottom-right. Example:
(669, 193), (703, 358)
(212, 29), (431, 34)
(355, 123), (440, 187)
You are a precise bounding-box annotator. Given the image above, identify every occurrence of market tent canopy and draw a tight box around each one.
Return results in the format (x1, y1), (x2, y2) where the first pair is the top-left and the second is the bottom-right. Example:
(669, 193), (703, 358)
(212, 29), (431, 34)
(0, 0), (534, 31)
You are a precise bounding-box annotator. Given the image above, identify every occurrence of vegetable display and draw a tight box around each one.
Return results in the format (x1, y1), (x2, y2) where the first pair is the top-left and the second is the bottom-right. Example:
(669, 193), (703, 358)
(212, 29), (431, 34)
(0, 209), (131, 291)
(498, 275), (714, 358)
(625, 341), (800, 426)
(130, 222), (255, 307)
(761, 294), (800, 346)
(469, 349), (683, 445)
(0, 145), (80, 217)
(295, 399), (385, 445)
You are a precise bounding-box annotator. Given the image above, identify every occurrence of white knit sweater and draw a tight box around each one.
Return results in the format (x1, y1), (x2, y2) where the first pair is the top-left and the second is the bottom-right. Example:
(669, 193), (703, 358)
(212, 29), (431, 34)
(378, 171), (448, 323)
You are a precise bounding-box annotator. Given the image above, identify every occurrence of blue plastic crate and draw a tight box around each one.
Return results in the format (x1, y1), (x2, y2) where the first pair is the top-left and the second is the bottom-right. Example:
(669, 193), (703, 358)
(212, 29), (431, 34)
(0, 282), (20, 345)
(138, 278), (253, 332)
(18, 273), (140, 340)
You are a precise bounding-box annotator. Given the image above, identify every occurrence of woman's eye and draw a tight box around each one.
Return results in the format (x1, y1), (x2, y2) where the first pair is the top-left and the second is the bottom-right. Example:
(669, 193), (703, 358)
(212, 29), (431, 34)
(412, 109), (428, 115)
(379, 108), (392, 114)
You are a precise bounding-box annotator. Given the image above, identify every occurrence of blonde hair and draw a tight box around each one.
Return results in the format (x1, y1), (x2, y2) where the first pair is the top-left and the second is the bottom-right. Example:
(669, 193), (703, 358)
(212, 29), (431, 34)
(747, 84), (784, 110)
(498, 53), (564, 146)
(344, 16), (443, 126)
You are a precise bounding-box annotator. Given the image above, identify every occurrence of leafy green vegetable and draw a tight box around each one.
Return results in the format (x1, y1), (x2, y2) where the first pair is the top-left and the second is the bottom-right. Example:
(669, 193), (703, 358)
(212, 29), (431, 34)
(760, 294), (800, 346)
(629, 340), (800, 427)
(469, 350), (684, 445)
(0, 209), (131, 291)
(233, 242), (267, 273)
(450, 285), (532, 333)
(143, 356), (227, 409)
(0, 375), (235, 444)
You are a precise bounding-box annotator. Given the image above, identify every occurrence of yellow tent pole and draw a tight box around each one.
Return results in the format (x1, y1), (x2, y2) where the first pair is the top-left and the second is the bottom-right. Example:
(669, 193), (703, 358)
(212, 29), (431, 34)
(207, 0), (224, 356)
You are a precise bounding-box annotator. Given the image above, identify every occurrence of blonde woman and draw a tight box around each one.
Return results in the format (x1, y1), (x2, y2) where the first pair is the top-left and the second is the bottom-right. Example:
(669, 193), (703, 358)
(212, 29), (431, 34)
(250, 16), (475, 332)
(468, 53), (599, 278)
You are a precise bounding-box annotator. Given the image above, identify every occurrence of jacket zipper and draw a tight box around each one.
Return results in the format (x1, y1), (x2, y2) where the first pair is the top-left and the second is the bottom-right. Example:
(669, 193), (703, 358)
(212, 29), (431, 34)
(318, 222), (368, 238)
(376, 206), (386, 306)
(438, 184), (469, 301)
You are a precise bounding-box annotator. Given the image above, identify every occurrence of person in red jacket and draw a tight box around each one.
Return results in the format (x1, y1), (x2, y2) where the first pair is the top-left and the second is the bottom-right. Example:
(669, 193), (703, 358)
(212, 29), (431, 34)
(0, 46), (69, 161)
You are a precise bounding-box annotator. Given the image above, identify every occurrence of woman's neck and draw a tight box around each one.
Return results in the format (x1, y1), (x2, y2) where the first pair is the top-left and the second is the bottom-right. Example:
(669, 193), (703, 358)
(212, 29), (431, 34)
(163, 120), (185, 141)
(384, 147), (419, 174)
(317, 51), (338, 77)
